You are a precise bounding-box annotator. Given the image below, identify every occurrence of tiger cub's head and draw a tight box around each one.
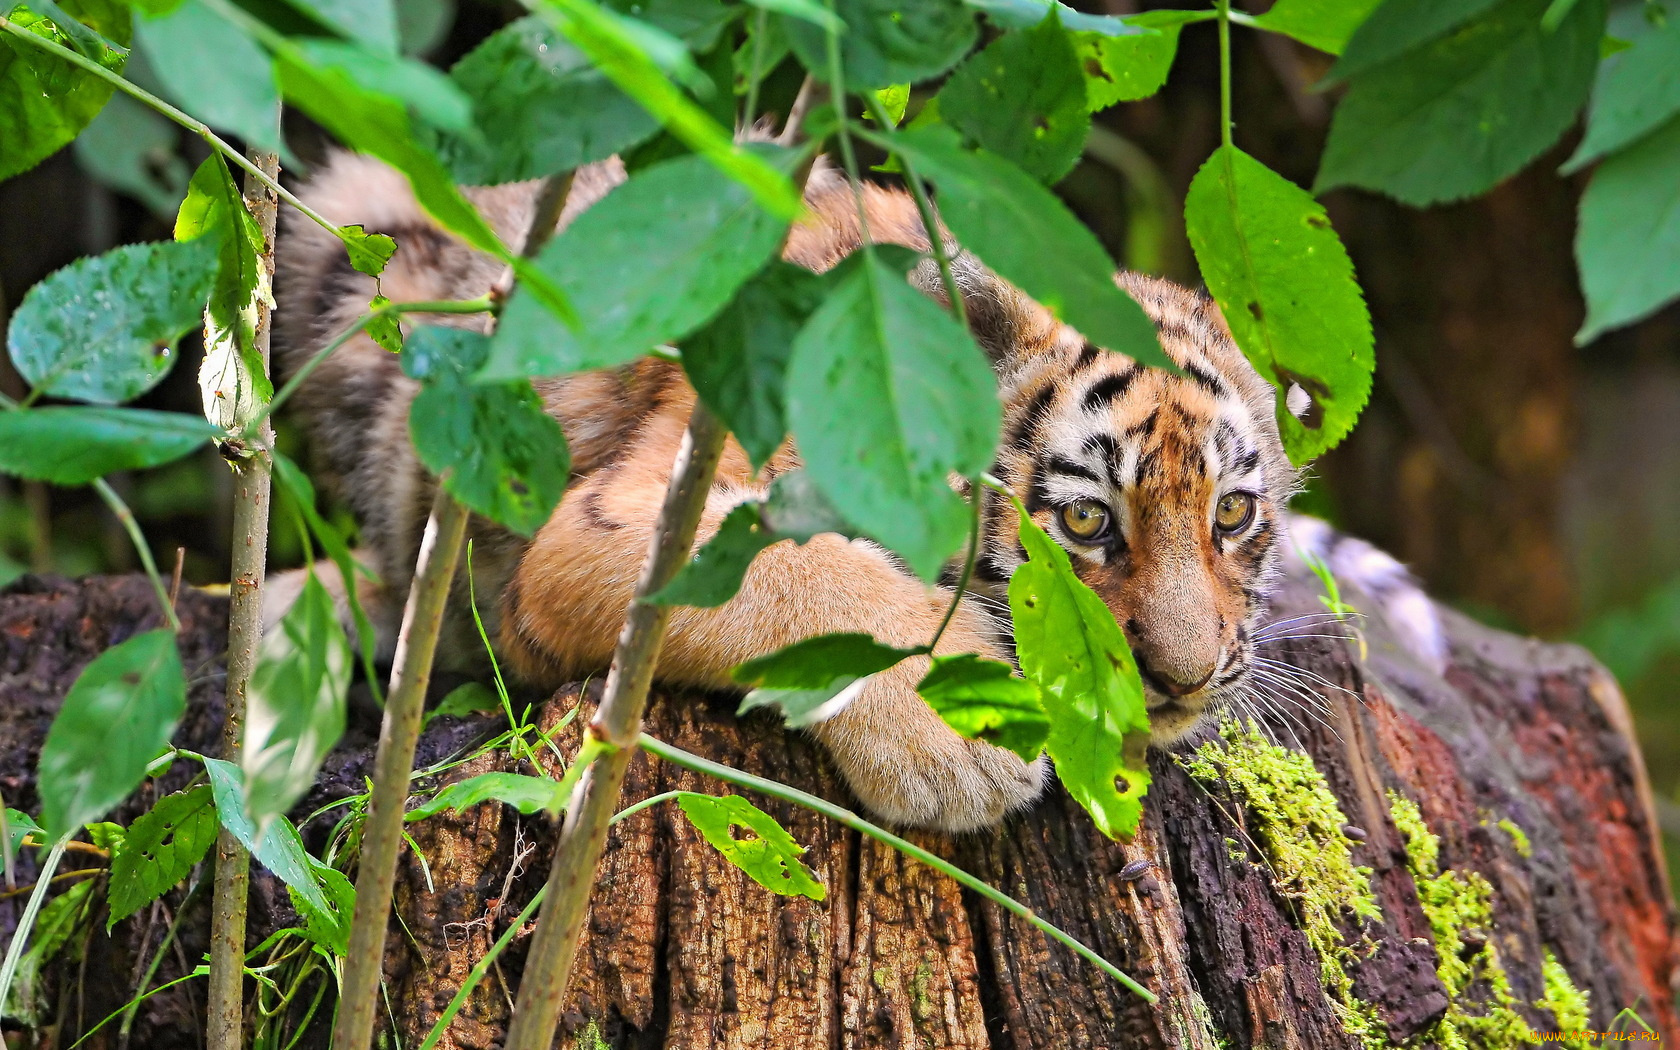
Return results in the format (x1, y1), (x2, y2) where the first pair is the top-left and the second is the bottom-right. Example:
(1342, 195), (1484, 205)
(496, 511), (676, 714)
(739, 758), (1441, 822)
(943, 263), (1301, 744)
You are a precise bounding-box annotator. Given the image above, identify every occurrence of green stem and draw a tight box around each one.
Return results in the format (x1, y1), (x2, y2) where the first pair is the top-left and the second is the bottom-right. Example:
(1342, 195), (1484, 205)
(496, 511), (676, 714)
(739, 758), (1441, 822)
(638, 734), (1156, 1003)
(858, 93), (969, 332)
(927, 478), (982, 652)
(609, 789), (686, 825)
(0, 836), (70, 1007)
(92, 478), (180, 632)
(0, 15), (344, 242)
(1215, 0), (1234, 149)
(242, 297), (494, 441)
(743, 7), (768, 130)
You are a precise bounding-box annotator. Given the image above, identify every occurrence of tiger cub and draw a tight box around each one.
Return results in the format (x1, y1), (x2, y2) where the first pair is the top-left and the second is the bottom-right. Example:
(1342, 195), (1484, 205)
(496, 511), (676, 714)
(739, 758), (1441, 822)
(273, 155), (1437, 832)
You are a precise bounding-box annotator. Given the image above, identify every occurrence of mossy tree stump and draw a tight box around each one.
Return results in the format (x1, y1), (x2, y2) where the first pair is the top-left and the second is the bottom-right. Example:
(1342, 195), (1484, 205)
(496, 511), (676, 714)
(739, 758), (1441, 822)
(1, 571), (1675, 1049)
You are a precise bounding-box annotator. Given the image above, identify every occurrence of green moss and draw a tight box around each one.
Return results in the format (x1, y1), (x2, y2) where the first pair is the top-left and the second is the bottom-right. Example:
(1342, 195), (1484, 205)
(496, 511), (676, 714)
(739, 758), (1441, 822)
(1538, 949), (1591, 1039)
(1184, 721), (1386, 1047)
(573, 1020), (610, 1050)
(1495, 818), (1532, 859)
(910, 960), (935, 1021)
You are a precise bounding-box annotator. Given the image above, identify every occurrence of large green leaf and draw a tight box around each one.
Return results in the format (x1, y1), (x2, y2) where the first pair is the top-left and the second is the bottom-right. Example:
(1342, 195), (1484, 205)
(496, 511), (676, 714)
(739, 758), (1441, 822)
(785, 248), (999, 579)
(734, 631), (921, 727)
(135, 0), (281, 155)
(203, 757), (332, 918)
(405, 327), (571, 537)
(1575, 115), (1680, 343)
(936, 14), (1088, 183)
(106, 785), (216, 928)
(407, 772), (567, 820)
(1071, 13), (1186, 110)
(1563, 15), (1680, 173)
(964, 0), (1133, 33)
(682, 262), (826, 469)
(1007, 505), (1149, 841)
(37, 629), (186, 836)
(879, 126), (1170, 371)
(916, 652), (1048, 760)
(1249, 0), (1381, 56)
(288, 37), (472, 132)
(532, 0), (799, 217)
(1186, 145), (1372, 463)
(279, 0), (398, 55)
(434, 16), (658, 184)
(1315, 0), (1605, 207)
(486, 149), (791, 380)
(1328, 0), (1503, 82)
(177, 154), (272, 433)
(72, 88), (190, 218)
(0, 0), (130, 182)
(7, 238), (218, 404)
(676, 792), (825, 900)
(785, 0), (976, 88)
(243, 573), (351, 836)
(0, 407), (215, 484)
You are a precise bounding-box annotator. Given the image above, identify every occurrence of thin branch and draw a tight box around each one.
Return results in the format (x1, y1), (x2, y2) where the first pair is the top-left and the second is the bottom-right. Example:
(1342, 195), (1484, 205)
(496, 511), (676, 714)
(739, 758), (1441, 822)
(502, 401), (731, 1050)
(207, 146), (280, 1050)
(0, 837), (70, 1007)
(331, 491), (471, 1050)
(92, 479), (179, 633)
(638, 733), (1157, 1003)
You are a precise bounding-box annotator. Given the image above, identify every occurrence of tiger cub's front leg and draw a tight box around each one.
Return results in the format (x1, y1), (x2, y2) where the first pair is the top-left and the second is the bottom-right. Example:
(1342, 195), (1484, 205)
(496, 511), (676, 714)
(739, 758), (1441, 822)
(500, 437), (1045, 832)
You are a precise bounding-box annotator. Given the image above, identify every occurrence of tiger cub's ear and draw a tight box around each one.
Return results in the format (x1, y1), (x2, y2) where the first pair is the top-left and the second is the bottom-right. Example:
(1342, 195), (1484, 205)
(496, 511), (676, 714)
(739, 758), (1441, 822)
(908, 254), (1067, 375)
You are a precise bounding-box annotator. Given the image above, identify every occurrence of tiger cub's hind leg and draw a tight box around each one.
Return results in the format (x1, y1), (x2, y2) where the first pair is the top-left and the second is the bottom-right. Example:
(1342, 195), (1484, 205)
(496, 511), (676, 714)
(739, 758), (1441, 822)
(500, 432), (1046, 831)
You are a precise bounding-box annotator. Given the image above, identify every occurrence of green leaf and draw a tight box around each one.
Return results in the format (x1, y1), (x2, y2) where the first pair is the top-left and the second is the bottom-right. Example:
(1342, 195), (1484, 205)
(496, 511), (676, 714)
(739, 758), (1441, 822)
(486, 149), (791, 379)
(340, 224), (398, 277)
(1186, 146), (1373, 463)
(25, 0), (119, 58)
(785, 0), (976, 89)
(0, 407), (214, 484)
(135, 0), (281, 155)
(7, 238), (219, 405)
(1563, 16), (1680, 172)
(652, 470), (859, 608)
(683, 262), (826, 469)
(243, 573), (351, 836)
(533, 0), (800, 218)
(37, 629), (185, 837)
(407, 771), (566, 820)
(1329, 0), (1502, 82)
(1007, 504), (1149, 840)
(880, 126), (1168, 372)
(406, 328), (571, 537)
(366, 296), (403, 352)
(288, 37), (472, 132)
(1315, 0), (1605, 207)
(203, 757), (333, 918)
(106, 785), (216, 928)
(744, 0), (841, 30)
(83, 821), (124, 849)
(963, 0), (1131, 34)
(433, 16), (658, 184)
(279, 0), (398, 55)
(734, 631), (920, 727)
(1071, 20), (1182, 110)
(937, 14), (1089, 183)
(0, 0), (131, 182)
(178, 154), (272, 433)
(73, 90), (191, 219)
(1574, 115), (1680, 342)
(916, 653), (1048, 760)
(425, 681), (501, 725)
(4, 808), (43, 857)
(7, 878), (95, 1020)
(292, 857), (355, 955)
(676, 792), (825, 899)
(785, 248), (998, 579)
(1249, 0), (1381, 55)
(650, 503), (774, 608)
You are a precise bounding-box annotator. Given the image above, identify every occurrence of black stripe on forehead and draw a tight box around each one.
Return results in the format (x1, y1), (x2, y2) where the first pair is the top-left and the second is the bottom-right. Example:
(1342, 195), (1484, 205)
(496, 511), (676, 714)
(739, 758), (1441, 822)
(1005, 382), (1058, 452)
(1044, 454), (1100, 483)
(1183, 361), (1228, 398)
(1080, 432), (1125, 488)
(1080, 364), (1143, 412)
(1072, 342), (1103, 373)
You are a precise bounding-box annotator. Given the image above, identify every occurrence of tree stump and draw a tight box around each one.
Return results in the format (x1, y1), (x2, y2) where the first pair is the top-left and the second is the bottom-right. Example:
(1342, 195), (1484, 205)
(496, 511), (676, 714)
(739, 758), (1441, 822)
(1, 571), (1675, 1049)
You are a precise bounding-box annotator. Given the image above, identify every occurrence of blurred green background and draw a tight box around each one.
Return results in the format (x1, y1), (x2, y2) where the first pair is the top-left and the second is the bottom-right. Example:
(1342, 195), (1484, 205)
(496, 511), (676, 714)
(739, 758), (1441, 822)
(2, 0), (1676, 889)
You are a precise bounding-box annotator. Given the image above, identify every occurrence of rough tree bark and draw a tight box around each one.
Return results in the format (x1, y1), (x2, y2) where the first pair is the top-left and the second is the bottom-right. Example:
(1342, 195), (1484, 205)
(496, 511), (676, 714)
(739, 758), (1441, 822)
(1, 570), (1675, 1049)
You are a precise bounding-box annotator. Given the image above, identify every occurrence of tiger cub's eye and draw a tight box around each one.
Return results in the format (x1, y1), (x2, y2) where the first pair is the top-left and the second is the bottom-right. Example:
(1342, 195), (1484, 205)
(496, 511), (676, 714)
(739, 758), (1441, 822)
(1215, 492), (1256, 534)
(1060, 500), (1111, 541)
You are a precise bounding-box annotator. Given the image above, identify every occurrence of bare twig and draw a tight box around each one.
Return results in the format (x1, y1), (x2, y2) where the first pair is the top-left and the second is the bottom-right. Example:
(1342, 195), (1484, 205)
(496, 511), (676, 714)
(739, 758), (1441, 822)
(168, 546), (186, 615)
(502, 400), (729, 1050)
(208, 146), (280, 1050)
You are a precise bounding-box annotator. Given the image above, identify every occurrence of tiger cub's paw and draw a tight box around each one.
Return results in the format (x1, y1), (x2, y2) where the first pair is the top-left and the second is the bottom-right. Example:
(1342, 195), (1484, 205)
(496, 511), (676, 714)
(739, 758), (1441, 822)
(810, 679), (1048, 832)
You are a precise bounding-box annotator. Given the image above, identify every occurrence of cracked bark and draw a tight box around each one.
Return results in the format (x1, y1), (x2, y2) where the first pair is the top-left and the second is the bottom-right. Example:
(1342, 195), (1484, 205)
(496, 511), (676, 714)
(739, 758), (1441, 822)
(1, 569), (1675, 1049)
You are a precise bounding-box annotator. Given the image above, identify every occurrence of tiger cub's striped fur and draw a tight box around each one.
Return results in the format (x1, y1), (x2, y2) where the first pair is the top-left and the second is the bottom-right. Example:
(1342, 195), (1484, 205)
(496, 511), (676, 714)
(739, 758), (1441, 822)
(273, 155), (1411, 831)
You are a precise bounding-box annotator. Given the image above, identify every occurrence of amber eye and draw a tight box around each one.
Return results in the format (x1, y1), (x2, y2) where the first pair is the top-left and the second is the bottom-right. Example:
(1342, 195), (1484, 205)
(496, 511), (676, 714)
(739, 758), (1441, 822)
(1215, 492), (1257, 534)
(1059, 500), (1111, 542)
